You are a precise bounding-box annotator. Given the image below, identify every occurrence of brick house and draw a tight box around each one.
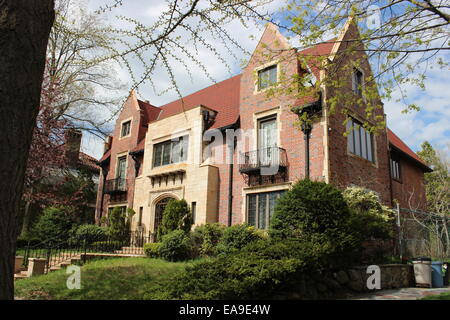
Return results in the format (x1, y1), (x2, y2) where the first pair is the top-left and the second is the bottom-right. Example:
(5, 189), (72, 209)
(95, 20), (431, 236)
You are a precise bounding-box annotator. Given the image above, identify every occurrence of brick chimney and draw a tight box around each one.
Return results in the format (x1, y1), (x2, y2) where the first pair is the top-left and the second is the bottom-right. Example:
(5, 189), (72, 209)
(104, 136), (113, 153)
(64, 129), (82, 167)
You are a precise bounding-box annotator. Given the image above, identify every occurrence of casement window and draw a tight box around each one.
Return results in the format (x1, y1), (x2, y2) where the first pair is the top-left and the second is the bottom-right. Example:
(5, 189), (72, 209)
(153, 135), (189, 167)
(258, 116), (278, 165)
(352, 67), (363, 96)
(108, 206), (126, 216)
(247, 190), (285, 229)
(121, 120), (131, 137)
(258, 65), (277, 90)
(390, 154), (401, 181)
(347, 117), (374, 163)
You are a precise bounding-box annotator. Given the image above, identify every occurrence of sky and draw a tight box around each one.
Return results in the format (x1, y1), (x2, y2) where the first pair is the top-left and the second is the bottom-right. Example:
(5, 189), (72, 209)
(80, 0), (450, 161)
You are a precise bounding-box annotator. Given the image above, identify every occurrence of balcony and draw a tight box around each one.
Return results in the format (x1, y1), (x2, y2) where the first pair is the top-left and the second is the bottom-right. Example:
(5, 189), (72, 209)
(239, 147), (288, 175)
(104, 178), (127, 194)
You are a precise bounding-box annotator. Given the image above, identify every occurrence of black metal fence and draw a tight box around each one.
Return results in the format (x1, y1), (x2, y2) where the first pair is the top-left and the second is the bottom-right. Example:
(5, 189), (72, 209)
(17, 231), (153, 274)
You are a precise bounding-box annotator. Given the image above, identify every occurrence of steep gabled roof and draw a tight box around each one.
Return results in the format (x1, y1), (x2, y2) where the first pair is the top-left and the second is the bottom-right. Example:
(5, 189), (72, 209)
(98, 148), (111, 164)
(79, 152), (100, 172)
(138, 99), (161, 123)
(297, 39), (336, 57)
(387, 128), (432, 172)
(157, 74), (242, 129)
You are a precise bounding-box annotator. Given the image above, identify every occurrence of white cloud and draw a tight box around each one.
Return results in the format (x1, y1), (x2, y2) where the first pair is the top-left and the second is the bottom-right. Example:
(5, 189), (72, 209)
(82, 0), (449, 160)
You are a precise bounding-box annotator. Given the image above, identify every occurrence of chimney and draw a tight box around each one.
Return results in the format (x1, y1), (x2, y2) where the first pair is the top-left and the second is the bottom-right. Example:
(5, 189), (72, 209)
(65, 129), (82, 167)
(104, 136), (113, 153)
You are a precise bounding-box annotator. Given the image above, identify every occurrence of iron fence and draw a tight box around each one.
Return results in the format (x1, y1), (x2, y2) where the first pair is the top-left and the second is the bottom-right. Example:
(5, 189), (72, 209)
(17, 230), (153, 274)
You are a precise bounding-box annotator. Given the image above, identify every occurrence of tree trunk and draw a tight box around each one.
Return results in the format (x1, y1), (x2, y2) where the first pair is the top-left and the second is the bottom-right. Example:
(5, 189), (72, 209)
(0, 0), (54, 300)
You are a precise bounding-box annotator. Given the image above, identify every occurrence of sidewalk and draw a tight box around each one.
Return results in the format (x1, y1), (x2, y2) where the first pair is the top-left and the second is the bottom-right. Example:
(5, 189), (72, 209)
(348, 286), (450, 300)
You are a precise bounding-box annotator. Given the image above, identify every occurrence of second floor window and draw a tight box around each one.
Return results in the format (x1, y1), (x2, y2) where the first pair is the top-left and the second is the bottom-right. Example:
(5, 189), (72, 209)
(347, 117), (374, 163)
(390, 154), (401, 181)
(258, 64), (277, 90)
(153, 135), (189, 167)
(121, 120), (131, 137)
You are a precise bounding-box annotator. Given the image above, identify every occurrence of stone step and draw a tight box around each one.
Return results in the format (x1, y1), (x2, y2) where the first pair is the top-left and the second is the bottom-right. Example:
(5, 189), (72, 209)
(14, 273), (28, 280)
(49, 266), (61, 272)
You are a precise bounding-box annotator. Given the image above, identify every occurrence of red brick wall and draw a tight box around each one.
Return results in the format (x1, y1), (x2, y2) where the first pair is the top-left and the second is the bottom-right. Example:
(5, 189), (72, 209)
(226, 24), (326, 225)
(391, 156), (427, 211)
(95, 92), (146, 219)
(326, 23), (392, 205)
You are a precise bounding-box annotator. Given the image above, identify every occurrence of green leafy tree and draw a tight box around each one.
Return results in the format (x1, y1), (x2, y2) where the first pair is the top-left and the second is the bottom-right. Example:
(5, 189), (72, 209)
(343, 186), (395, 240)
(32, 207), (74, 245)
(269, 179), (360, 266)
(107, 207), (131, 241)
(260, 1), (449, 127)
(157, 199), (192, 241)
(417, 141), (450, 215)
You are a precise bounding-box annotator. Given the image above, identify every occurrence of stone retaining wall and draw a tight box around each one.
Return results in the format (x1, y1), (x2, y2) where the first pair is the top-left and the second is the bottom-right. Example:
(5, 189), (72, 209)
(278, 264), (415, 299)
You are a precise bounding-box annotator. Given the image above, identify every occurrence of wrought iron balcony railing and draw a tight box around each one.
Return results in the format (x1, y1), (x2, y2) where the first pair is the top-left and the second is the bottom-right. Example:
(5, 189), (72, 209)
(104, 178), (127, 194)
(239, 147), (288, 174)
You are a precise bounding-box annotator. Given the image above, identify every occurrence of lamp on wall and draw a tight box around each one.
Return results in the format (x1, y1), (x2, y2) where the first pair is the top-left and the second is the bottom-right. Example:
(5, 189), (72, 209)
(291, 92), (322, 179)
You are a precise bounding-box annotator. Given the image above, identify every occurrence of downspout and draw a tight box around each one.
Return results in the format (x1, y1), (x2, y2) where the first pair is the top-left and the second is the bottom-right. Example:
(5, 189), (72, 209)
(220, 122), (238, 227)
(301, 122), (312, 179)
(228, 154), (234, 227)
(98, 166), (107, 225)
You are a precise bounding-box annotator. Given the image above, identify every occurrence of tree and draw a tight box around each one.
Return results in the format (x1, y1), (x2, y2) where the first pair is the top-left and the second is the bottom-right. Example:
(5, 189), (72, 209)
(0, 0), (271, 301)
(417, 141), (450, 215)
(411, 141), (450, 257)
(251, 1), (450, 130)
(157, 199), (192, 241)
(0, 0), (55, 300)
(46, 0), (125, 138)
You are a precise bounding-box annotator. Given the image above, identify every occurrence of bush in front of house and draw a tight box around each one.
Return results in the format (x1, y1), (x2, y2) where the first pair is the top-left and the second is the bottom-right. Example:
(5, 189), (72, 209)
(107, 207), (133, 242)
(158, 230), (193, 262)
(191, 223), (226, 257)
(157, 199), (192, 241)
(215, 224), (264, 255)
(90, 240), (123, 252)
(71, 224), (108, 244)
(159, 238), (328, 300)
(32, 206), (74, 245)
(343, 186), (396, 263)
(144, 243), (161, 258)
(343, 186), (395, 240)
(269, 179), (361, 268)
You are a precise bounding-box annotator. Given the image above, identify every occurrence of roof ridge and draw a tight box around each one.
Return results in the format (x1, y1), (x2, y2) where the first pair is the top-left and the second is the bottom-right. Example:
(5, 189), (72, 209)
(159, 73), (242, 108)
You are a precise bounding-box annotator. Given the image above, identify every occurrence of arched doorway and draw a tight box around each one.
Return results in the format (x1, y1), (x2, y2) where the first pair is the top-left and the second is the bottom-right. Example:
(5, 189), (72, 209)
(154, 196), (175, 237)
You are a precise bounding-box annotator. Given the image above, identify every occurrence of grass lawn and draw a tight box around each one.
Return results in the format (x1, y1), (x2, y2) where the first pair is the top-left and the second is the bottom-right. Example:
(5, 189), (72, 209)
(14, 257), (192, 300)
(422, 292), (450, 300)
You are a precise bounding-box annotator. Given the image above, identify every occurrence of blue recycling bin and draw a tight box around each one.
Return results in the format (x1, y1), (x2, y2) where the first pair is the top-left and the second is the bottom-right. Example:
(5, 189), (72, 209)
(431, 261), (444, 288)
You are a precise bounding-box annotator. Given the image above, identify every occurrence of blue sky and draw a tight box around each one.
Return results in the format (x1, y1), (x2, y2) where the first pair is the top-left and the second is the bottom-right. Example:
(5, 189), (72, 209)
(81, 0), (449, 160)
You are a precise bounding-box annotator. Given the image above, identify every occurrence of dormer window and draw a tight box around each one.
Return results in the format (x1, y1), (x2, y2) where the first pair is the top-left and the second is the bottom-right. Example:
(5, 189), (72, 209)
(258, 64), (277, 90)
(121, 120), (131, 138)
(352, 67), (363, 96)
